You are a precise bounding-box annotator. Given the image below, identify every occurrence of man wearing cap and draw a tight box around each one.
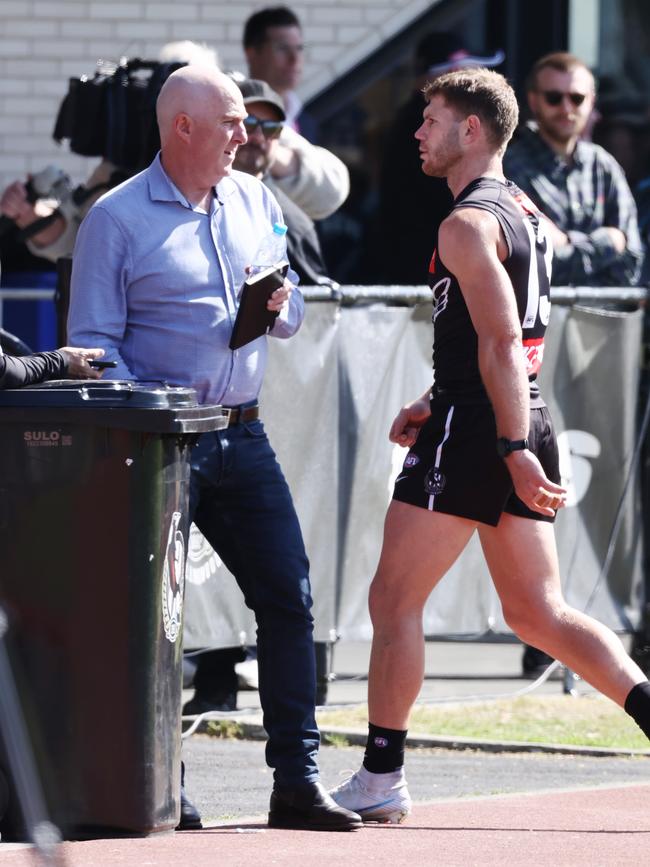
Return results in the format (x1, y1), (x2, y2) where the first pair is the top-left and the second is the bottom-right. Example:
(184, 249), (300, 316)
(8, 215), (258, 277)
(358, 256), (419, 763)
(235, 78), (331, 285)
(504, 51), (643, 288)
(237, 72), (349, 222)
(373, 32), (504, 284)
(505, 52), (644, 677)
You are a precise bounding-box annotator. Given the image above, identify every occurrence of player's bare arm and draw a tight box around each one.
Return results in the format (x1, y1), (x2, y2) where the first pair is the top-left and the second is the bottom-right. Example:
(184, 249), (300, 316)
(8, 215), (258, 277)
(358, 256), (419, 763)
(438, 208), (566, 516)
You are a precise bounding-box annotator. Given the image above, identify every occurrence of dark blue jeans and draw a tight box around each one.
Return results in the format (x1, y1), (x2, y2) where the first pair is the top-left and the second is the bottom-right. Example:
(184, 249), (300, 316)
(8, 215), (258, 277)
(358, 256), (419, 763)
(189, 417), (320, 787)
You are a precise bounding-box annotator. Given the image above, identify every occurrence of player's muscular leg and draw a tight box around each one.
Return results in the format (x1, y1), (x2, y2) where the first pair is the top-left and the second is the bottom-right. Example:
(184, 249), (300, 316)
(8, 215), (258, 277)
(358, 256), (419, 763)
(367, 501), (476, 729)
(479, 513), (646, 706)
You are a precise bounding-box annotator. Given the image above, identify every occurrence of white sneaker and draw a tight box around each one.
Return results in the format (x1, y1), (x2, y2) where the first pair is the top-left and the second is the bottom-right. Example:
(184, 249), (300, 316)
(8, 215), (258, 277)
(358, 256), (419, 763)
(235, 658), (259, 690)
(329, 767), (412, 824)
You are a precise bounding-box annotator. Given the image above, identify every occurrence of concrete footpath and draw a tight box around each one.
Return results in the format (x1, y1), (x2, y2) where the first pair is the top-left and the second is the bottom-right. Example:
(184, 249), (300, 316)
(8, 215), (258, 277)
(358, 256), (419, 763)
(1, 641), (649, 865)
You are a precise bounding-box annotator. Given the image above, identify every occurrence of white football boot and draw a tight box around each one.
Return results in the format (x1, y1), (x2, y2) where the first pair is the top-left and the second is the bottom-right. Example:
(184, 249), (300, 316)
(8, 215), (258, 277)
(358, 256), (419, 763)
(330, 766), (412, 824)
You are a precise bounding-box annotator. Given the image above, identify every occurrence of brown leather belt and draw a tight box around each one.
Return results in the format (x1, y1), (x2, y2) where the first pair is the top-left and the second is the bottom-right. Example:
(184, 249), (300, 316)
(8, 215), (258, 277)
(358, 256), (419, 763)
(222, 403), (260, 426)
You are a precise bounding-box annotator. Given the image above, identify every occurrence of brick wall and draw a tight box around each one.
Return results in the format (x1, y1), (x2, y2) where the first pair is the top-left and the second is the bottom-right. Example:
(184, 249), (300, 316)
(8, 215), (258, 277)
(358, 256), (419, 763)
(0, 0), (433, 189)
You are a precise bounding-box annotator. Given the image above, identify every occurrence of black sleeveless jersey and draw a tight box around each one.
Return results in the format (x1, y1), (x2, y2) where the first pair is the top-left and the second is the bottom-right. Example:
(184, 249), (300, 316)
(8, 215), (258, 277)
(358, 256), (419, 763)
(428, 176), (552, 405)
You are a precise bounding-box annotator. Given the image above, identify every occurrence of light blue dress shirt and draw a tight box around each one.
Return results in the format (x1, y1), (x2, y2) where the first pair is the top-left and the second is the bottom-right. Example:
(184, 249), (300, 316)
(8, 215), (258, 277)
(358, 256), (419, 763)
(67, 155), (303, 406)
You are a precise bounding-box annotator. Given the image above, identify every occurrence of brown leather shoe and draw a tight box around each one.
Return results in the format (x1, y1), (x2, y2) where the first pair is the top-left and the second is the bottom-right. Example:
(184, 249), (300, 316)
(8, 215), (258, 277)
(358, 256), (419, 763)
(268, 781), (362, 831)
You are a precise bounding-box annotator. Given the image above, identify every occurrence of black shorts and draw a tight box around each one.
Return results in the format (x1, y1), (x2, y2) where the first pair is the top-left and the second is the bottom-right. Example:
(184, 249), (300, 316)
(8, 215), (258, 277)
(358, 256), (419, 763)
(392, 399), (560, 527)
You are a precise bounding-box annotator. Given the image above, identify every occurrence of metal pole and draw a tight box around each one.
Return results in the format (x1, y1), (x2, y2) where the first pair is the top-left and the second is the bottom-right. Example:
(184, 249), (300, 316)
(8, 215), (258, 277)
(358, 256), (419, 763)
(0, 606), (64, 865)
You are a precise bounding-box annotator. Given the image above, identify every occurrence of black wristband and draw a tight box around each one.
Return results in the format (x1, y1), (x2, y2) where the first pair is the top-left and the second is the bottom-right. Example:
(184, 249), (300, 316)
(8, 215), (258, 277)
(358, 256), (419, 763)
(496, 437), (529, 458)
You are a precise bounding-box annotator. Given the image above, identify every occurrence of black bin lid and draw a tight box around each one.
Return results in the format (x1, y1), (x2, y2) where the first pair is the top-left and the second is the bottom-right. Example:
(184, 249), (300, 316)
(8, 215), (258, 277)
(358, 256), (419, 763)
(0, 380), (227, 433)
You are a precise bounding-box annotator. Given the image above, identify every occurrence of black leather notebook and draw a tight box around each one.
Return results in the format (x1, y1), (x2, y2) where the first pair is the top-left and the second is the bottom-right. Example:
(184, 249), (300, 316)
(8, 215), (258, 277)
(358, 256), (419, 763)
(229, 261), (289, 350)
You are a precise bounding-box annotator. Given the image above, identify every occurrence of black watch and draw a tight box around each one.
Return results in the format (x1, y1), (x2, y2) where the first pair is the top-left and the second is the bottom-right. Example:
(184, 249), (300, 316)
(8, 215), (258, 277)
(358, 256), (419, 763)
(496, 437), (529, 458)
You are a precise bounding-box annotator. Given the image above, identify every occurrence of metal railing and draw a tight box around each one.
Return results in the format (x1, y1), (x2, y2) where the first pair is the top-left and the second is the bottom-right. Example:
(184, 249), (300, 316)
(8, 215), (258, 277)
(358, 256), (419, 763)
(1, 284), (647, 343)
(2, 284), (647, 306)
(300, 285), (649, 306)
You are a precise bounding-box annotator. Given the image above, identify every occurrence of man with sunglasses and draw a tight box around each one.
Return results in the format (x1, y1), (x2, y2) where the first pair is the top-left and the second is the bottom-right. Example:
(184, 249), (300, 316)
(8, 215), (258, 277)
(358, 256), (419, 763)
(234, 78), (330, 286)
(505, 51), (644, 679)
(504, 51), (643, 288)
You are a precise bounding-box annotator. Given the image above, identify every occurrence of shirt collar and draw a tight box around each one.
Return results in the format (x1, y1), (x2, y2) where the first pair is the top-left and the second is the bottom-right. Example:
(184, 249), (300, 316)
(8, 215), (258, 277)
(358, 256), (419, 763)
(283, 90), (302, 125)
(146, 153), (239, 208)
(215, 176), (240, 204)
(571, 139), (587, 167)
(147, 153), (188, 204)
(524, 120), (585, 169)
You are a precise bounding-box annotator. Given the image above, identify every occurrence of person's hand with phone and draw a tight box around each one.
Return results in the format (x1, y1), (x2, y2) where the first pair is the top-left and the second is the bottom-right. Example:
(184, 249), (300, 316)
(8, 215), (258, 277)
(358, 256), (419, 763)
(58, 347), (116, 379)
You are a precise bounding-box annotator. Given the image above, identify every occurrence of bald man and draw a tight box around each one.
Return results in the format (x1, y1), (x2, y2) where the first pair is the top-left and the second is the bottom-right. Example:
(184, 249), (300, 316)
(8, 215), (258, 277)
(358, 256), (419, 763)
(67, 67), (361, 832)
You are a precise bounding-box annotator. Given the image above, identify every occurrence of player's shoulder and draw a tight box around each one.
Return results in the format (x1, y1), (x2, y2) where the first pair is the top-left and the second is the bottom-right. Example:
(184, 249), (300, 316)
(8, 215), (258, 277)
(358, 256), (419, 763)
(442, 204), (499, 238)
(439, 208), (500, 270)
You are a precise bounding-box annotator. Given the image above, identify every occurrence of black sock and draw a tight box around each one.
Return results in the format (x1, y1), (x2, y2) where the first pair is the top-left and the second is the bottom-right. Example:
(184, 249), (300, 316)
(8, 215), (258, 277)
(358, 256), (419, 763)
(624, 681), (650, 740)
(362, 722), (407, 774)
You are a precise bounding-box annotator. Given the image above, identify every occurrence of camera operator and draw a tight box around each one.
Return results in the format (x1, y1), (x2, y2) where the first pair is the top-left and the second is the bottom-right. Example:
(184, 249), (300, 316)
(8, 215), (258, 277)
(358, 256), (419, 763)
(1, 37), (347, 271)
(0, 166), (66, 349)
(0, 41), (220, 266)
(0, 41), (220, 353)
(0, 161), (128, 264)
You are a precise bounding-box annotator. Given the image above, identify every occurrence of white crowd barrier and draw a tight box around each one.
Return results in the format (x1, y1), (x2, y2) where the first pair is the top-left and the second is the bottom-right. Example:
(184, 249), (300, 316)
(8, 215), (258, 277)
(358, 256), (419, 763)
(1, 284), (645, 646)
(183, 287), (648, 647)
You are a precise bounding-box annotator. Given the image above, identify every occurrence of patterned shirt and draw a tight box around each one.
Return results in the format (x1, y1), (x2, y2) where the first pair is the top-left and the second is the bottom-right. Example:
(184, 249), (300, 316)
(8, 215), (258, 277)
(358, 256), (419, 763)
(503, 122), (643, 286)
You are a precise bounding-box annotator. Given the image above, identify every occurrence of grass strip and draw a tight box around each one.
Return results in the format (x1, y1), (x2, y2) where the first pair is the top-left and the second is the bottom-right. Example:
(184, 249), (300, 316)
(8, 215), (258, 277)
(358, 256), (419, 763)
(317, 694), (649, 750)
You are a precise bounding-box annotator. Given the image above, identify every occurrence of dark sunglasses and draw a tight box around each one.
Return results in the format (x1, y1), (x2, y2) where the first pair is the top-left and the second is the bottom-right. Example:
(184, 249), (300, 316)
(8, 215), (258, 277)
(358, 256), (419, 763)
(541, 90), (588, 107)
(243, 114), (284, 139)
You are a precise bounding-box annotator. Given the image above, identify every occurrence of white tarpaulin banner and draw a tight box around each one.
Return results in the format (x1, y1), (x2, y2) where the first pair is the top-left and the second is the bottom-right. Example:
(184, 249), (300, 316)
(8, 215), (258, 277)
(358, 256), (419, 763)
(184, 299), (645, 647)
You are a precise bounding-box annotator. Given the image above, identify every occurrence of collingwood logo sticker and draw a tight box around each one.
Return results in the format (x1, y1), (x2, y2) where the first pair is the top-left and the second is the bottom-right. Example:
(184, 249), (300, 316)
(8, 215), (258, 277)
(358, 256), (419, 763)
(424, 468), (446, 495)
(431, 277), (451, 322)
(162, 511), (185, 643)
(186, 523), (223, 586)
